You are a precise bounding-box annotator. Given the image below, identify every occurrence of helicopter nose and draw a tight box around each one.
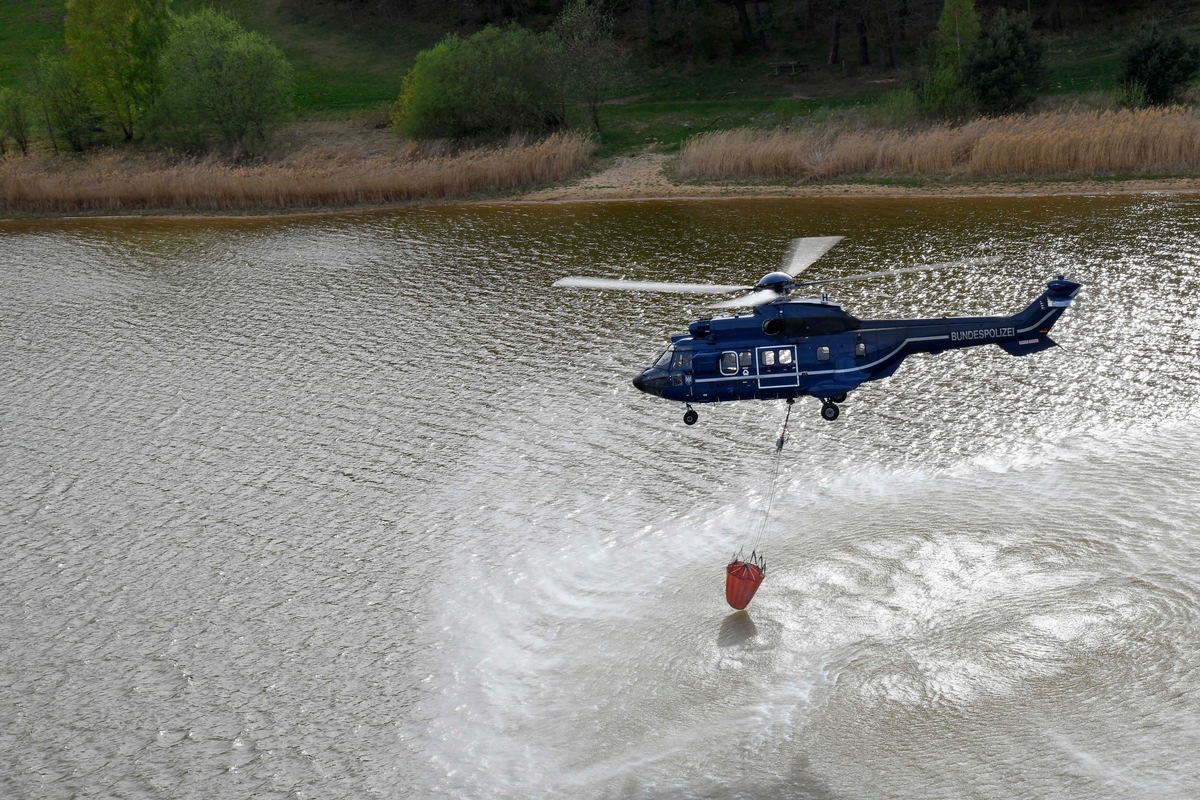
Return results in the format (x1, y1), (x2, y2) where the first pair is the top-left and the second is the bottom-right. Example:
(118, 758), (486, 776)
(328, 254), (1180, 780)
(632, 372), (646, 392)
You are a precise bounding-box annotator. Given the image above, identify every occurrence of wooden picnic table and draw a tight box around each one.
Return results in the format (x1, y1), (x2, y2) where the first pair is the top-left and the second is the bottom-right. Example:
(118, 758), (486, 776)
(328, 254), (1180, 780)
(771, 61), (806, 76)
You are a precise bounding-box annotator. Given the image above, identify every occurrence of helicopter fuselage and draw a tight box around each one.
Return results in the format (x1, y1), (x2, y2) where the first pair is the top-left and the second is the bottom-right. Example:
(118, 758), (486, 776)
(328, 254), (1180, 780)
(633, 276), (1081, 421)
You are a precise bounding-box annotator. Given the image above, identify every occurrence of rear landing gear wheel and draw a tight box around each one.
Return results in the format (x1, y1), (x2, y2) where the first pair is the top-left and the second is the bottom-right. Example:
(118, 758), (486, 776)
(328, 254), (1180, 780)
(684, 407), (699, 426)
(820, 402), (840, 422)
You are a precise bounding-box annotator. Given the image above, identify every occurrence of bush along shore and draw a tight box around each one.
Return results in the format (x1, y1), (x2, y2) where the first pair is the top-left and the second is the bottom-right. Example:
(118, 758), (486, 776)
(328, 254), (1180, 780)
(678, 107), (1200, 182)
(0, 132), (595, 216)
(7, 108), (1200, 218)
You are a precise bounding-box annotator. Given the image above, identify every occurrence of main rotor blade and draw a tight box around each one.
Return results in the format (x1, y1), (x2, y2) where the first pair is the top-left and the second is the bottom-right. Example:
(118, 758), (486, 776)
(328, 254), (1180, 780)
(781, 236), (844, 277)
(553, 276), (752, 294)
(795, 256), (1000, 288)
(710, 289), (778, 309)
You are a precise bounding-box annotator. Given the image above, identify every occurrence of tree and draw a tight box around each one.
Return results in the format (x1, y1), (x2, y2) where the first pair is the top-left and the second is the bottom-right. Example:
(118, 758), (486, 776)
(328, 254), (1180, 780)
(1119, 20), (1200, 106)
(720, 0), (756, 51)
(921, 0), (980, 116)
(965, 9), (1045, 113)
(553, 0), (626, 133)
(65, 0), (173, 142)
(934, 0), (979, 75)
(394, 25), (564, 139)
(0, 88), (33, 155)
(29, 51), (101, 153)
(154, 9), (294, 154)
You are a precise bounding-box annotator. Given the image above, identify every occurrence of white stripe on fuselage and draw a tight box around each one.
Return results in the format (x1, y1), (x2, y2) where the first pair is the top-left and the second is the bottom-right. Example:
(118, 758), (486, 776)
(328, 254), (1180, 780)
(691, 308), (1062, 385)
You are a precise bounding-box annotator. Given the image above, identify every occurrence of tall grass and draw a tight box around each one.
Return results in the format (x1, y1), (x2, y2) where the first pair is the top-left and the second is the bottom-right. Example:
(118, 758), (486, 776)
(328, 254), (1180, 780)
(0, 132), (595, 215)
(678, 107), (1200, 181)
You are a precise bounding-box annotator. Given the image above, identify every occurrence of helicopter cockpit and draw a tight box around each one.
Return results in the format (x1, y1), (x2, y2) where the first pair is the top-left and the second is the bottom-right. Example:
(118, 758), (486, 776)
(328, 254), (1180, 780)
(653, 346), (692, 372)
(636, 345), (692, 396)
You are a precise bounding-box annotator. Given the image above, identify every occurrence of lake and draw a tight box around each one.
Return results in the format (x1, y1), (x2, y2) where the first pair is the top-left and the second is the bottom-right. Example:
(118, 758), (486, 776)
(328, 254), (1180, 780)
(2, 194), (1199, 799)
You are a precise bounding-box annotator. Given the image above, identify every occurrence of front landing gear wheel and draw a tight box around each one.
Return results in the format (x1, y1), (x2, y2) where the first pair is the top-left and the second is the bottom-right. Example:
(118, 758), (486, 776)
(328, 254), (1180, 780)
(684, 407), (699, 426)
(820, 402), (840, 422)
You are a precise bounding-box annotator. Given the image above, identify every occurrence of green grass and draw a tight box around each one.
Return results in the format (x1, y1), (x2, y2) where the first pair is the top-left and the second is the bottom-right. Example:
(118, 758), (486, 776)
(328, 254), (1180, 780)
(4, 1), (1200, 159)
(1042, 30), (1129, 94)
(0, 1), (64, 87)
(0, 0), (415, 108)
(590, 57), (887, 156)
(178, 0), (422, 111)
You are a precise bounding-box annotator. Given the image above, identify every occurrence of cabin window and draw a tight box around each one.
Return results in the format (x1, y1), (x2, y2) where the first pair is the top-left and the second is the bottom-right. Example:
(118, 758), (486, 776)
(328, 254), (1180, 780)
(762, 350), (776, 367)
(816, 346), (831, 362)
(671, 351), (692, 370)
(778, 349), (793, 366)
(738, 351), (752, 368)
(720, 351), (739, 375)
(855, 342), (867, 358)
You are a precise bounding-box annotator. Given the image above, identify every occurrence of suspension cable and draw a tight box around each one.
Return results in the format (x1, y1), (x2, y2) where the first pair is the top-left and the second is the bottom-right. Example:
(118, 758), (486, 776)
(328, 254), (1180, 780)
(747, 401), (791, 557)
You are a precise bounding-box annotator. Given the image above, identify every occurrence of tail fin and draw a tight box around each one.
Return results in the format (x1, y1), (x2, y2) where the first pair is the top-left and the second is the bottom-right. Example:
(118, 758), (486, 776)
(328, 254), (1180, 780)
(1009, 275), (1082, 337)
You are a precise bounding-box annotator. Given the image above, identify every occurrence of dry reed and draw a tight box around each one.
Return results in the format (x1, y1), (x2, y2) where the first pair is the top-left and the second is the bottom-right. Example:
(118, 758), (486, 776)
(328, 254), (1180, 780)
(0, 131), (595, 215)
(678, 107), (1200, 182)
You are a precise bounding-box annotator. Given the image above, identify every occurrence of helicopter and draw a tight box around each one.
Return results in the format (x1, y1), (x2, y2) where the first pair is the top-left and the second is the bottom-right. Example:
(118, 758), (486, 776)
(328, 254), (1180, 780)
(554, 236), (1081, 424)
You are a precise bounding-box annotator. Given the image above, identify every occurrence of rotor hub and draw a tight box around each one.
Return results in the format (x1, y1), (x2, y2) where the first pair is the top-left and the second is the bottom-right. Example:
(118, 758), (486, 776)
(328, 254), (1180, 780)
(755, 271), (794, 294)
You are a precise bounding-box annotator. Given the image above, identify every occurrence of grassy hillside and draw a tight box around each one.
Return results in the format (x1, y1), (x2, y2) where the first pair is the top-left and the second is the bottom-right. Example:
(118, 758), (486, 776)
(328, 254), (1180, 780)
(0, 0), (428, 111)
(0, 1), (64, 82)
(3, 0), (1200, 158)
(172, 0), (426, 111)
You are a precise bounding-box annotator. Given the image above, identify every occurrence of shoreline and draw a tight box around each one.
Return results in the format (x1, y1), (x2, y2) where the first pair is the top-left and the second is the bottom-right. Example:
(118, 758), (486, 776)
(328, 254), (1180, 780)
(4, 149), (1200, 224)
(501, 151), (1200, 203)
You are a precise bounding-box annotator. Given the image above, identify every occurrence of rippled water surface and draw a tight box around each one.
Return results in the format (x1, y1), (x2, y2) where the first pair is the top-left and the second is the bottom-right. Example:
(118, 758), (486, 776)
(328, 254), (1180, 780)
(3, 195), (1200, 799)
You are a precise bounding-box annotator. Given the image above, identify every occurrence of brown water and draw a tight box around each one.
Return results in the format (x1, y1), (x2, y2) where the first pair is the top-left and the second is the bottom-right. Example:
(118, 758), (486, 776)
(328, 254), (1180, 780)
(2, 194), (1200, 799)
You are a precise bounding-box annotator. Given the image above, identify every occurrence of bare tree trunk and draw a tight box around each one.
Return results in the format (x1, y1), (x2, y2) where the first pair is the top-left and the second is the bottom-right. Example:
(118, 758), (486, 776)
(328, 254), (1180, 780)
(730, 0), (755, 49)
(1047, 0), (1063, 31)
(753, 0), (767, 49)
(827, 13), (841, 66)
(641, 0), (656, 43)
(857, 15), (870, 65)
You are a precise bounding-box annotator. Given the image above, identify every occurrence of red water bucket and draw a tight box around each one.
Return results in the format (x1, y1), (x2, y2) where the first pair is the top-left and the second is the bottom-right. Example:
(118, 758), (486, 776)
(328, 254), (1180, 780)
(725, 560), (765, 609)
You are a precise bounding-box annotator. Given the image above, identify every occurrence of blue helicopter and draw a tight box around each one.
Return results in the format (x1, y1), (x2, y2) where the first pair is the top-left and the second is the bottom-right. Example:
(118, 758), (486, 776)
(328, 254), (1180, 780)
(555, 236), (1081, 424)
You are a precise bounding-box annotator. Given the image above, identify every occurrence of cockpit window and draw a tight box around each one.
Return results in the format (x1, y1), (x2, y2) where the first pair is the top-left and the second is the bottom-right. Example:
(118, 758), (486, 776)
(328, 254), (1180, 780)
(671, 351), (692, 370)
(654, 348), (674, 369)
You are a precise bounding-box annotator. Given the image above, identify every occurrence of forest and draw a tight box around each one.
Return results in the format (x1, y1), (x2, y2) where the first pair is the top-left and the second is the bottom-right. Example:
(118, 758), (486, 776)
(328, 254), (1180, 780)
(1, 0), (1199, 215)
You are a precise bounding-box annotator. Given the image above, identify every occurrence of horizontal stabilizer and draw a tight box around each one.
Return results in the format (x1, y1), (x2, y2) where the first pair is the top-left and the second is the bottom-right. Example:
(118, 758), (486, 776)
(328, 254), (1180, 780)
(999, 335), (1057, 356)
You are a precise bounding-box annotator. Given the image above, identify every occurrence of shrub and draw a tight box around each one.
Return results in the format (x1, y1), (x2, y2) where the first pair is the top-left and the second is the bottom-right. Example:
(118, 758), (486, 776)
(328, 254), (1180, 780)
(0, 132), (595, 213)
(29, 51), (101, 153)
(1114, 79), (1150, 109)
(869, 88), (922, 128)
(965, 9), (1045, 113)
(1119, 20), (1200, 106)
(394, 25), (564, 140)
(920, 65), (974, 118)
(916, 0), (981, 118)
(65, 0), (173, 141)
(553, 0), (626, 133)
(154, 9), (294, 154)
(677, 109), (1200, 182)
(0, 88), (32, 155)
